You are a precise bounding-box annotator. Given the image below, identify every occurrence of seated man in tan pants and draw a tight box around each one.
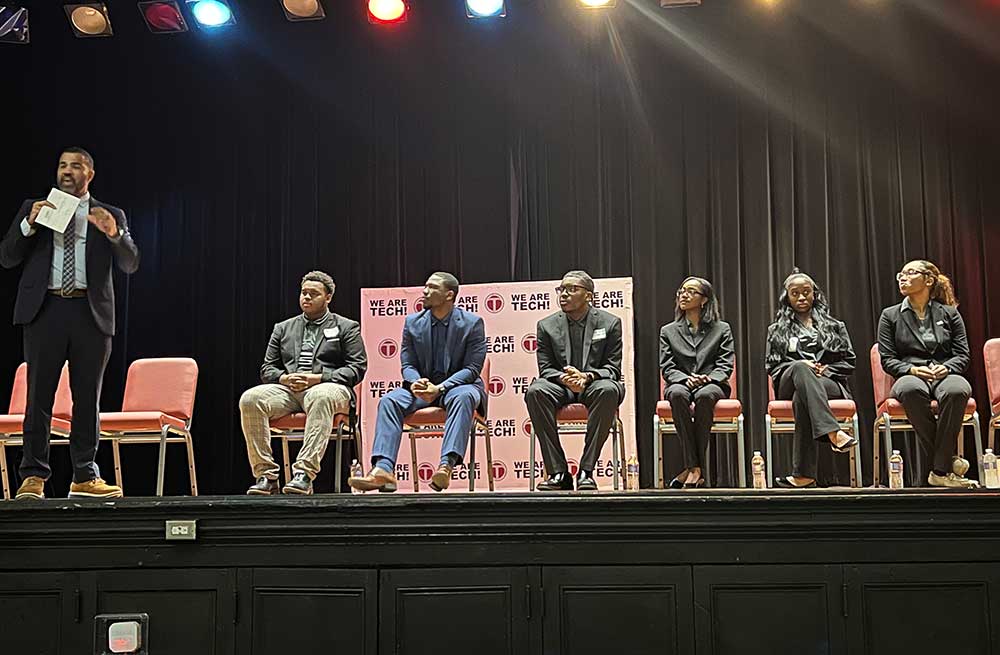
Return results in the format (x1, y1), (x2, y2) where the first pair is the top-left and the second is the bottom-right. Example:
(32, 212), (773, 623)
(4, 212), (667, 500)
(240, 271), (368, 495)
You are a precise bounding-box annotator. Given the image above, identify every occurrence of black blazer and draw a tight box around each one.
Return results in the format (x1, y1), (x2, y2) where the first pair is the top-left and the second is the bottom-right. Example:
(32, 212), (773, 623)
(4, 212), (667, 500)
(876, 300), (970, 379)
(765, 318), (855, 399)
(658, 319), (735, 397)
(0, 197), (140, 336)
(535, 306), (626, 400)
(260, 312), (368, 408)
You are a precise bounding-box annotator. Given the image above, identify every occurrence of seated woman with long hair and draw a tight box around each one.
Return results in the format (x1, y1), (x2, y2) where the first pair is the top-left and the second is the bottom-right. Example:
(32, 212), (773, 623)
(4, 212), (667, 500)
(877, 259), (975, 488)
(659, 277), (735, 488)
(765, 270), (857, 488)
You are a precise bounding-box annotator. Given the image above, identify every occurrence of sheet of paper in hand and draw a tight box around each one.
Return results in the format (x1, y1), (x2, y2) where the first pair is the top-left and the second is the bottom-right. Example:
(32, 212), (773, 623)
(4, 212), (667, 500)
(34, 188), (81, 234)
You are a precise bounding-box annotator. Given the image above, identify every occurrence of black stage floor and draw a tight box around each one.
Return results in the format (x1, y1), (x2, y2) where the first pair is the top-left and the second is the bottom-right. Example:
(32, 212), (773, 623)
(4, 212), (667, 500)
(2, 490), (999, 654)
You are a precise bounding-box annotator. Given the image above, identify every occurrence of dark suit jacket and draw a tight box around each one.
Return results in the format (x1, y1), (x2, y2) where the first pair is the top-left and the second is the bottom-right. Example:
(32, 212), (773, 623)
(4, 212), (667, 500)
(0, 197), (140, 336)
(877, 300), (970, 378)
(659, 319), (734, 397)
(260, 312), (368, 408)
(535, 306), (626, 401)
(765, 318), (856, 398)
(400, 306), (488, 413)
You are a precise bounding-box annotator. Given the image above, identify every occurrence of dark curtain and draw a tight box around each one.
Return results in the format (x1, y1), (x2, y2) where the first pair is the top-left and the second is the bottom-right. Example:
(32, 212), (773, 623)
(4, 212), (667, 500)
(3, 0), (1000, 493)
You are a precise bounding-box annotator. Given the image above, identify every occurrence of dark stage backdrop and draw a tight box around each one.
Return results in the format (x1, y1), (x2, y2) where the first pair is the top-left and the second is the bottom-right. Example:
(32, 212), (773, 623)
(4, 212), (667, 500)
(4, 0), (1000, 493)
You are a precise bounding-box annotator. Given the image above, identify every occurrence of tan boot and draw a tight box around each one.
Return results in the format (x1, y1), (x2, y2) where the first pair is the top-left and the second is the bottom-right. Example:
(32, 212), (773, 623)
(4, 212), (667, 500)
(68, 477), (123, 499)
(430, 464), (453, 492)
(15, 476), (46, 500)
(348, 467), (398, 493)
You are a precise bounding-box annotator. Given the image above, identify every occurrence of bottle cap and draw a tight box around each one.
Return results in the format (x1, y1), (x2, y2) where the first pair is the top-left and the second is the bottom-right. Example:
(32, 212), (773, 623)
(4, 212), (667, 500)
(987, 449), (995, 454)
(892, 450), (900, 455)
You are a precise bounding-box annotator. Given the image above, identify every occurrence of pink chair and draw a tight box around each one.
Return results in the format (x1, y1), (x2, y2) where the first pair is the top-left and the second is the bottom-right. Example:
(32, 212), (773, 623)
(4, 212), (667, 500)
(651, 368), (745, 488)
(0, 364), (73, 500)
(870, 344), (983, 486)
(402, 358), (494, 492)
(765, 375), (862, 488)
(983, 339), (1000, 453)
(268, 384), (362, 492)
(98, 358), (199, 496)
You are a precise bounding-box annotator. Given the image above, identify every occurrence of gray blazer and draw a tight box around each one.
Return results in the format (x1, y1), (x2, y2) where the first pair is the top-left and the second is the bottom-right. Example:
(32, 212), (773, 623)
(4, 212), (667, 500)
(260, 312), (368, 408)
(535, 306), (626, 400)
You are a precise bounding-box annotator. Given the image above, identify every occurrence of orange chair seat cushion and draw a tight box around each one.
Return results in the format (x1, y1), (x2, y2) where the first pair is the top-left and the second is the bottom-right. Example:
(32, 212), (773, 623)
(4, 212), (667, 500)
(767, 399), (857, 421)
(655, 399), (743, 421)
(877, 397), (976, 419)
(99, 411), (188, 433)
(270, 412), (349, 431)
(0, 414), (25, 434)
(403, 407), (486, 427)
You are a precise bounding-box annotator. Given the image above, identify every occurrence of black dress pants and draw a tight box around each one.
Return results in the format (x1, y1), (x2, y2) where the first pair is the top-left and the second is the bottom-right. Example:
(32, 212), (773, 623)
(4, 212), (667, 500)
(20, 295), (111, 484)
(664, 382), (726, 470)
(776, 361), (844, 479)
(524, 378), (621, 473)
(891, 374), (971, 478)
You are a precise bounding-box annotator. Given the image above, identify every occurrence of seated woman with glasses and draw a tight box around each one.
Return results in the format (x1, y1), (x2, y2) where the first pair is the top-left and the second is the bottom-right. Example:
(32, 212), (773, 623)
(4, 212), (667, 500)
(659, 277), (734, 488)
(765, 269), (857, 488)
(878, 260), (975, 488)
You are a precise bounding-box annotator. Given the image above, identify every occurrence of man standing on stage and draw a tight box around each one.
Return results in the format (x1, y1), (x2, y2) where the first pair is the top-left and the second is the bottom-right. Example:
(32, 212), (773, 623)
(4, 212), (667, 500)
(0, 147), (139, 500)
(349, 272), (487, 493)
(525, 271), (625, 491)
(240, 271), (367, 495)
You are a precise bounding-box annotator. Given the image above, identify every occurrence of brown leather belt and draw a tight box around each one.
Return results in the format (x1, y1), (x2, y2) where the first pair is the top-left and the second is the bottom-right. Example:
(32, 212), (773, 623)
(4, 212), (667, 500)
(47, 289), (87, 299)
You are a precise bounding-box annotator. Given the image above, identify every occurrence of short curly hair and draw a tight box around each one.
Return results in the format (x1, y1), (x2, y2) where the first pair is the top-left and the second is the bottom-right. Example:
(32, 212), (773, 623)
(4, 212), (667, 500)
(301, 270), (335, 295)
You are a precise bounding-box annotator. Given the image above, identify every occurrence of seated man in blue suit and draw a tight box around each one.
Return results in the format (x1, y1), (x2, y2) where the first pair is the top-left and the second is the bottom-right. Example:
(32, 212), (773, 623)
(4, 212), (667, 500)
(349, 272), (487, 493)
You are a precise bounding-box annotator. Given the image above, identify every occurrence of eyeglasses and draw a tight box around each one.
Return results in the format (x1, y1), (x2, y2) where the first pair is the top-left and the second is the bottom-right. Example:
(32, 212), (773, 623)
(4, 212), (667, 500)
(896, 269), (929, 281)
(676, 288), (703, 299)
(555, 285), (587, 295)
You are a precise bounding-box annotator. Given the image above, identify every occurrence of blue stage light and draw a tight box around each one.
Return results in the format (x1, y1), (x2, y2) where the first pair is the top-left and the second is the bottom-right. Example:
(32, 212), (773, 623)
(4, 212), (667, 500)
(466, 0), (505, 18)
(188, 0), (234, 28)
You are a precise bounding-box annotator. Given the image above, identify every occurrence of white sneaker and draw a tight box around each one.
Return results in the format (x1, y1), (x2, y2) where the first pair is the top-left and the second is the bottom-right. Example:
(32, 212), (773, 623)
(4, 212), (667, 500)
(927, 471), (979, 489)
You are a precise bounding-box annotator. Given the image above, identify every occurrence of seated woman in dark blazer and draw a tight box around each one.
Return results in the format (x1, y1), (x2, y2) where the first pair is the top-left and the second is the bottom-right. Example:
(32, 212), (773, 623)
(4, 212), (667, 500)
(765, 270), (856, 488)
(659, 277), (734, 488)
(877, 259), (975, 488)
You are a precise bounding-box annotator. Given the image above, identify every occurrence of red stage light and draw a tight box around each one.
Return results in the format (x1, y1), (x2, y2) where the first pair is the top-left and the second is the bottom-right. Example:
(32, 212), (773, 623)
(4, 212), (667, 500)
(368, 0), (407, 24)
(139, 1), (189, 33)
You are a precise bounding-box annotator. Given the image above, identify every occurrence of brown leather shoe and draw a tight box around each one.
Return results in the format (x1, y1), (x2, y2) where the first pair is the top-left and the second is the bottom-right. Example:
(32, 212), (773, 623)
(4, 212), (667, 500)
(348, 467), (398, 493)
(68, 477), (123, 499)
(15, 476), (46, 500)
(429, 464), (453, 492)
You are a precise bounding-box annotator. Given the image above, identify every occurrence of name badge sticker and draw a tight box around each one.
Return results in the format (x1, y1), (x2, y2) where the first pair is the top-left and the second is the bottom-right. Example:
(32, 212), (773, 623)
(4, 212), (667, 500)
(788, 336), (798, 352)
(593, 328), (607, 341)
(324, 327), (340, 339)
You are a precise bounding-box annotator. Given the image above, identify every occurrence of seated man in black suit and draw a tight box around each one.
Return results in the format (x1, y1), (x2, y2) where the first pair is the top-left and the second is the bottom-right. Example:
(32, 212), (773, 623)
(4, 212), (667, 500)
(525, 271), (625, 491)
(239, 271), (368, 495)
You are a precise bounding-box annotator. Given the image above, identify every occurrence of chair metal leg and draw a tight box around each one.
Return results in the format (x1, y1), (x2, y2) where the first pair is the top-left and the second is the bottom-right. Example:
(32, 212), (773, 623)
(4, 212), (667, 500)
(334, 424), (344, 494)
(185, 433), (198, 496)
(652, 414), (662, 489)
(971, 412), (985, 482)
(468, 423), (476, 492)
(281, 435), (292, 486)
(618, 417), (627, 489)
(882, 414), (893, 488)
(990, 421), (997, 454)
(484, 421), (495, 492)
(112, 438), (124, 492)
(612, 418), (620, 491)
(409, 432), (419, 493)
(764, 416), (774, 488)
(851, 414), (862, 488)
(155, 426), (169, 497)
(0, 439), (10, 500)
(736, 415), (747, 488)
(529, 427), (536, 492)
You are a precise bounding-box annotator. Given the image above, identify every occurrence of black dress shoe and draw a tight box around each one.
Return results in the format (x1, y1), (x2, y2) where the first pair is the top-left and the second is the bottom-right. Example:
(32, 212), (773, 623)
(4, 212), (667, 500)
(682, 478), (705, 489)
(576, 470), (598, 491)
(536, 472), (574, 491)
(282, 472), (314, 495)
(247, 476), (280, 496)
(774, 476), (816, 489)
(668, 469), (687, 489)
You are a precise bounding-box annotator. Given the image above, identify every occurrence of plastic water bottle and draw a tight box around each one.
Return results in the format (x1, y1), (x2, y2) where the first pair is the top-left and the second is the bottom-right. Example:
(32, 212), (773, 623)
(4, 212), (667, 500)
(888, 450), (904, 489)
(751, 451), (766, 489)
(349, 459), (365, 494)
(625, 455), (639, 491)
(984, 449), (1000, 489)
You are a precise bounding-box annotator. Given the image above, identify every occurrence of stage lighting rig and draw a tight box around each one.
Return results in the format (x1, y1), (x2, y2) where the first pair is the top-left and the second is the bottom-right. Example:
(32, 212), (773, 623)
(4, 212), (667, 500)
(368, 0), (407, 24)
(138, 2), (189, 34)
(466, 0), (506, 19)
(280, 0), (325, 21)
(186, 0), (235, 28)
(0, 5), (29, 44)
(64, 3), (113, 38)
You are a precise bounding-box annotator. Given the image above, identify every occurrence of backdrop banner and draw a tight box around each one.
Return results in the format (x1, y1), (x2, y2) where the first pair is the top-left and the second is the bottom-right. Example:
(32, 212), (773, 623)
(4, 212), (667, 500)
(360, 278), (636, 492)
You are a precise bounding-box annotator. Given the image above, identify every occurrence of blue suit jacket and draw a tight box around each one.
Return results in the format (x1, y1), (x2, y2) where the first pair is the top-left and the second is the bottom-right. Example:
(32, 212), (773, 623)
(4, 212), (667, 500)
(400, 306), (488, 414)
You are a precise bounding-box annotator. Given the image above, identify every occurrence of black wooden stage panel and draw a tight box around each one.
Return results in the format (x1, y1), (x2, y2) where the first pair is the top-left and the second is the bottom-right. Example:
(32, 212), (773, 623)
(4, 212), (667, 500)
(1, 490), (999, 654)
